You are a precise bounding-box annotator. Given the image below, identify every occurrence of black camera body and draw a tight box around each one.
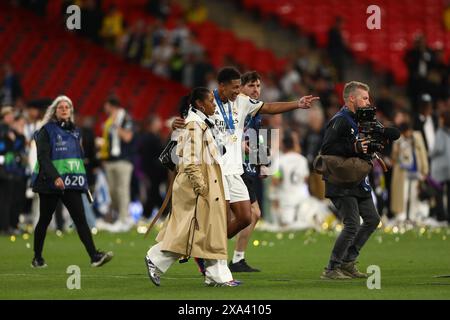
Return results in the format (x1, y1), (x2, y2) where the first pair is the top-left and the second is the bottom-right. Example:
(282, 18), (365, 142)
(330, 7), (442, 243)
(355, 106), (385, 154)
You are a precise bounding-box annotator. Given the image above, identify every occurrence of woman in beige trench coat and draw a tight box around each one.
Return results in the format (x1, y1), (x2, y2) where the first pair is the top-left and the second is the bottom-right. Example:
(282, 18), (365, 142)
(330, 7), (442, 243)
(145, 87), (239, 287)
(390, 123), (429, 221)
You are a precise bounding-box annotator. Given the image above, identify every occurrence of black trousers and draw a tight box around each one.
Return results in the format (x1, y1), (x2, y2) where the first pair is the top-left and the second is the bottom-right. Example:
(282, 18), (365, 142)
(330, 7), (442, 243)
(34, 190), (97, 259)
(143, 173), (166, 218)
(0, 178), (12, 232)
(0, 176), (25, 232)
(434, 181), (450, 222)
(327, 196), (381, 270)
(9, 177), (27, 230)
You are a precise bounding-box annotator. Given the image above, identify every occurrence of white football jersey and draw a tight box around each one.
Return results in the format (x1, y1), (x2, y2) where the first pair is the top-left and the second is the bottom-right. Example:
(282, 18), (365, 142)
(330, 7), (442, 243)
(210, 93), (264, 176)
(278, 152), (310, 205)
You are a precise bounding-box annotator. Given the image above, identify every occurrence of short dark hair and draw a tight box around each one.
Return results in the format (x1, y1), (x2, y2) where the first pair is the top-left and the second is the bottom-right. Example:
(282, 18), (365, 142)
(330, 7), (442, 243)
(282, 130), (295, 150)
(241, 71), (261, 86)
(106, 96), (121, 107)
(217, 67), (241, 84)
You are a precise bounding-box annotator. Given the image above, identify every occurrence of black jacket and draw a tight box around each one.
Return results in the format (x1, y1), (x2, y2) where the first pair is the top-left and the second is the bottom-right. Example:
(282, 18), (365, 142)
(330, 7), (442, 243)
(413, 113), (438, 153)
(0, 123), (16, 180)
(32, 124), (68, 194)
(320, 108), (372, 198)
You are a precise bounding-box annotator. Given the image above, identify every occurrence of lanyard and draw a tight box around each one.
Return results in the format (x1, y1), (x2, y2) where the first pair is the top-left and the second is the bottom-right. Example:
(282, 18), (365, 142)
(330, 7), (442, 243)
(213, 89), (235, 134)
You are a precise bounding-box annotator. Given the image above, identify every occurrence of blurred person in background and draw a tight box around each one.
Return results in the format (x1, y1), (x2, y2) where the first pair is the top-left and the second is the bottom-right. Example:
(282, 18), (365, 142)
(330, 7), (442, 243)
(123, 20), (146, 64)
(272, 130), (310, 229)
(265, 114), (283, 226)
(413, 93), (444, 222)
(1, 63), (23, 107)
(260, 74), (281, 103)
(390, 120), (429, 224)
(151, 35), (174, 78)
(146, 0), (172, 21)
(444, 2), (450, 31)
(413, 94), (438, 153)
(327, 17), (347, 81)
(100, 4), (124, 50)
(404, 35), (436, 109)
(171, 18), (190, 48)
(79, 0), (103, 43)
(139, 114), (168, 219)
(0, 107), (19, 235)
(375, 85), (395, 120)
(192, 52), (214, 88)
(185, 0), (208, 24)
(23, 100), (46, 228)
(30, 95), (113, 268)
(99, 97), (135, 232)
(280, 62), (301, 99)
(302, 105), (326, 200)
(429, 111), (450, 225)
(8, 112), (28, 234)
(78, 115), (99, 228)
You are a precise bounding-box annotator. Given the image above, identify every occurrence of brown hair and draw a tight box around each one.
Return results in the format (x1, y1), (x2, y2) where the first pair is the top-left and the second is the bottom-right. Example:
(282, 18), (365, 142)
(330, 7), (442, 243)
(241, 71), (261, 86)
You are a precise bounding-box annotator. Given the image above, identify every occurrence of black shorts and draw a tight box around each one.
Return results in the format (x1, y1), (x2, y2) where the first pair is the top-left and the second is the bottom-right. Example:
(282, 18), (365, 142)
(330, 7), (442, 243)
(241, 173), (258, 204)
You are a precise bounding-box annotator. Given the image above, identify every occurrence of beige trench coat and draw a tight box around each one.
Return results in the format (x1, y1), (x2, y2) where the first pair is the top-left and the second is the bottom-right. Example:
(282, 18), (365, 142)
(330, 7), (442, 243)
(390, 131), (429, 215)
(156, 112), (228, 260)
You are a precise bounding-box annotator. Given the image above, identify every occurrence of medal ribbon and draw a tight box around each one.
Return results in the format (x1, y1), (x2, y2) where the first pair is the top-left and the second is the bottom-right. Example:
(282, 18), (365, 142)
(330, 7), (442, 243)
(213, 89), (235, 135)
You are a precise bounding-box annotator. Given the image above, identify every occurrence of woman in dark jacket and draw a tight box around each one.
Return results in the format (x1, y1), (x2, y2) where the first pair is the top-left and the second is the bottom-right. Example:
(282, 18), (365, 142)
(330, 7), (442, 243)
(31, 95), (113, 268)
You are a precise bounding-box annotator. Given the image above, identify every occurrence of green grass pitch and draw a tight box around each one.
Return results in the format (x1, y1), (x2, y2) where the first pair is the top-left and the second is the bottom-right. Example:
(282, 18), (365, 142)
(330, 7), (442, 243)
(1, 227), (450, 300)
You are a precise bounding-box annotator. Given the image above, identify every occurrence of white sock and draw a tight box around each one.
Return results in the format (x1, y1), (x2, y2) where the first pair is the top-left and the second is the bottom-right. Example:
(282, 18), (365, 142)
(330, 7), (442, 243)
(232, 251), (245, 264)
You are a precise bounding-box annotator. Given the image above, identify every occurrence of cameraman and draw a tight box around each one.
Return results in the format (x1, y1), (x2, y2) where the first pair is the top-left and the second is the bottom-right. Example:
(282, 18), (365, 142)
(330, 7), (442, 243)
(319, 81), (380, 280)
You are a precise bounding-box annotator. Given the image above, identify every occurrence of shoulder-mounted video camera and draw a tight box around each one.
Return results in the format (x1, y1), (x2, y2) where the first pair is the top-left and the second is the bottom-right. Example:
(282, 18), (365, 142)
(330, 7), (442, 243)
(355, 106), (400, 171)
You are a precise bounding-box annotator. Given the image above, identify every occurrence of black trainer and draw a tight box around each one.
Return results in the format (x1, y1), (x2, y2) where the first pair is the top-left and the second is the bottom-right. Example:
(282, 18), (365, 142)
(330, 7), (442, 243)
(229, 259), (260, 272)
(91, 251), (114, 267)
(31, 257), (47, 268)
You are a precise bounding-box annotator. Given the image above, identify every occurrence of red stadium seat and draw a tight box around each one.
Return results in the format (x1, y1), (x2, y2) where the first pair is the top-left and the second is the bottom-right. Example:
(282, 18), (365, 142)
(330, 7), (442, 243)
(0, 3), (189, 120)
(241, 0), (448, 85)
